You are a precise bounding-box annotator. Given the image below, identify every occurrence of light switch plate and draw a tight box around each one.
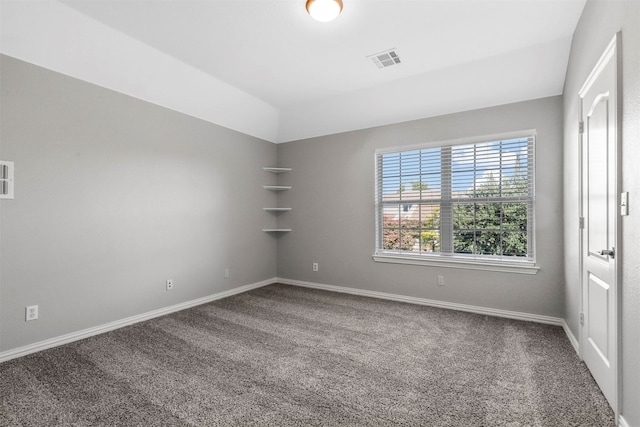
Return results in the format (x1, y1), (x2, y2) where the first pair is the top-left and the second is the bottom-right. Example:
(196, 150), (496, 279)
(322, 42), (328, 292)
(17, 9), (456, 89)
(621, 192), (629, 216)
(0, 161), (14, 199)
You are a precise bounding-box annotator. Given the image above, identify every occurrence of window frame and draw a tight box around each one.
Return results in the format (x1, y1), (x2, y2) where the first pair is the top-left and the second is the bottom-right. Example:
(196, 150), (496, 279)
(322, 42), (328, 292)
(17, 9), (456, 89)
(373, 130), (539, 274)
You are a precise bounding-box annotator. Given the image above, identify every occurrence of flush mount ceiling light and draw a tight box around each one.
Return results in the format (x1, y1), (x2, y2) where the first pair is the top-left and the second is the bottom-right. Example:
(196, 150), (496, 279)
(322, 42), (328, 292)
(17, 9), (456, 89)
(306, 0), (343, 22)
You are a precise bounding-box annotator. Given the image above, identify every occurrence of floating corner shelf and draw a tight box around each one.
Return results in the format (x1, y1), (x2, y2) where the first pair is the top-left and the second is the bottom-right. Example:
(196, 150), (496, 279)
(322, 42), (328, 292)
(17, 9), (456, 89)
(263, 185), (292, 191)
(262, 167), (292, 173)
(262, 167), (292, 234)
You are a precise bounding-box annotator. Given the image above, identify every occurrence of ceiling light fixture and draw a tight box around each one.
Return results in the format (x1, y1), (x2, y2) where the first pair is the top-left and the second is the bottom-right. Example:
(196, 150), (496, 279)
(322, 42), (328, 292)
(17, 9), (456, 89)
(306, 0), (343, 22)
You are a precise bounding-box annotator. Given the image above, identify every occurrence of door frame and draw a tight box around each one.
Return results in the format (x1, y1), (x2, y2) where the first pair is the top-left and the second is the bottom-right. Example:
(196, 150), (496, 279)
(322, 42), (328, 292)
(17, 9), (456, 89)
(577, 32), (622, 417)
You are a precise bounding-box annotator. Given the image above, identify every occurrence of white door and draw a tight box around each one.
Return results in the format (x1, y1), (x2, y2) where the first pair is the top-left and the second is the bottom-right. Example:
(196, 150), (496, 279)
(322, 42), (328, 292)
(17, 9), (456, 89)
(579, 35), (620, 411)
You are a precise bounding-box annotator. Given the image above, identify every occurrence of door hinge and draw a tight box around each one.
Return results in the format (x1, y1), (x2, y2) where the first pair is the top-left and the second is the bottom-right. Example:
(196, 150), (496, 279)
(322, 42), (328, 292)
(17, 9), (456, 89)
(579, 121), (584, 134)
(579, 312), (584, 326)
(579, 217), (585, 229)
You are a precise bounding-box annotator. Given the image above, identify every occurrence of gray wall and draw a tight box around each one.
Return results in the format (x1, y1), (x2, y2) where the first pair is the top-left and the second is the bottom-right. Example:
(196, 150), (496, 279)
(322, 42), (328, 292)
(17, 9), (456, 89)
(562, 1), (640, 424)
(5, 9), (638, 418)
(277, 96), (565, 318)
(0, 55), (278, 352)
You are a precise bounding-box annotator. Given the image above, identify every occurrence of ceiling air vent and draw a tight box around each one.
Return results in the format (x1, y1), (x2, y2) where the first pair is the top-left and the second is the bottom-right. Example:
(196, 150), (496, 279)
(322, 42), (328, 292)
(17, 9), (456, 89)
(367, 49), (401, 69)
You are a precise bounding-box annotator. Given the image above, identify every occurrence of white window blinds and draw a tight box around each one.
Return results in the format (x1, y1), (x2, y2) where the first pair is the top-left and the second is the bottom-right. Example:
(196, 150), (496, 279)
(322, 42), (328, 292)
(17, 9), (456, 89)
(376, 135), (535, 262)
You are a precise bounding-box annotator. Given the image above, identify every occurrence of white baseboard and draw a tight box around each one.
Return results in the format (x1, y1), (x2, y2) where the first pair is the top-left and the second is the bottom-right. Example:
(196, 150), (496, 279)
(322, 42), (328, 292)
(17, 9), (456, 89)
(0, 277), (580, 366)
(0, 278), (275, 363)
(276, 277), (564, 326)
(618, 415), (631, 427)
(562, 319), (580, 355)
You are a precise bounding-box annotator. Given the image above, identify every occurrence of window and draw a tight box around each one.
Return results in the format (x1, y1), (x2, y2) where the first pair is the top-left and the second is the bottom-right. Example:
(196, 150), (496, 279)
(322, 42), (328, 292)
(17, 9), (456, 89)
(374, 132), (537, 273)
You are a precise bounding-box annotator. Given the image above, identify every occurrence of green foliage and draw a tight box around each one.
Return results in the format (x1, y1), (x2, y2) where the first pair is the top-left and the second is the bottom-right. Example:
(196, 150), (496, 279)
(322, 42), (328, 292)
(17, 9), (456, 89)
(382, 172), (529, 257)
(420, 230), (440, 252)
(411, 182), (429, 191)
(382, 226), (418, 251)
(398, 182), (429, 193)
(382, 207), (440, 252)
(420, 206), (440, 252)
(452, 171), (528, 257)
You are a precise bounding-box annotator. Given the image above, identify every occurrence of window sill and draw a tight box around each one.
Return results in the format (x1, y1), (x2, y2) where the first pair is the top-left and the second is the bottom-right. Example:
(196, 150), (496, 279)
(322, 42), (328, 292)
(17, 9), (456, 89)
(372, 253), (539, 274)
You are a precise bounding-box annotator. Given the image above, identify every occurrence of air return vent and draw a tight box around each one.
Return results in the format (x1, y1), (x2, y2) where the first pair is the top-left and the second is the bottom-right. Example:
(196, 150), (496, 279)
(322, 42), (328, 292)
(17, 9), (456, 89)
(367, 49), (401, 69)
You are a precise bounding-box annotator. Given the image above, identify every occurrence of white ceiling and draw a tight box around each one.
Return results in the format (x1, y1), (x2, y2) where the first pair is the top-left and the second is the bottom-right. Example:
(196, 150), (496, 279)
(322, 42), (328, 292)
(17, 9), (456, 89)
(1, 0), (586, 143)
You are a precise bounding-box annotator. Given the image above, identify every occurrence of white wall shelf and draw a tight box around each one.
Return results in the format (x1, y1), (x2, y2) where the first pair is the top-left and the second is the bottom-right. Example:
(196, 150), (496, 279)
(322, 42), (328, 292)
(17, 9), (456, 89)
(263, 185), (291, 191)
(263, 167), (292, 173)
(263, 167), (292, 234)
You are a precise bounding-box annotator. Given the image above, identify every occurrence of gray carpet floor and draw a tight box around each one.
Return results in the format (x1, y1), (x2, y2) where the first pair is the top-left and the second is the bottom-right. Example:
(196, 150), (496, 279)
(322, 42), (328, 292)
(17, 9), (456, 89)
(1, 283), (614, 426)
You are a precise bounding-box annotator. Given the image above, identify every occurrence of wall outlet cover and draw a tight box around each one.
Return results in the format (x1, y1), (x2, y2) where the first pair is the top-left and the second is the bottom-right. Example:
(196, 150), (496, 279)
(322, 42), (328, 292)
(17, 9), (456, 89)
(26, 305), (38, 321)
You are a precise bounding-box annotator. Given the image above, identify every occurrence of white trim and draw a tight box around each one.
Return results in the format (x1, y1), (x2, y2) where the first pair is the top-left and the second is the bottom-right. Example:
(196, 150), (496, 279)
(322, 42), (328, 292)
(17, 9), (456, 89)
(262, 167), (292, 173)
(618, 415), (630, 427)
(562, 320), (580, 355)
(374, 129), (538, 155)
(262, 186), (292, 190)
(276, 277), (563, 326)
(375, 133), (537, 267)
(373, 254), (539, 274)
(578, 32), (621, 417)
(0, 278), (275, 363)
(586, 92), (611, 118)
(578, 36), (617, 97)
(0, 276), (580, 370)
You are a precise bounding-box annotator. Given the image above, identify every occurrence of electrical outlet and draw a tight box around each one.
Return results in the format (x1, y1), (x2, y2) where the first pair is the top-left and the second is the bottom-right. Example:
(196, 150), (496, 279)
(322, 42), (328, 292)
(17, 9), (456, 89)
(312, 262), (318, 272)
(26, 305), (38, 321)
(166, 279), (174, 290)
(224, 268), (229, 279)
(437, 276), (444, 286)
